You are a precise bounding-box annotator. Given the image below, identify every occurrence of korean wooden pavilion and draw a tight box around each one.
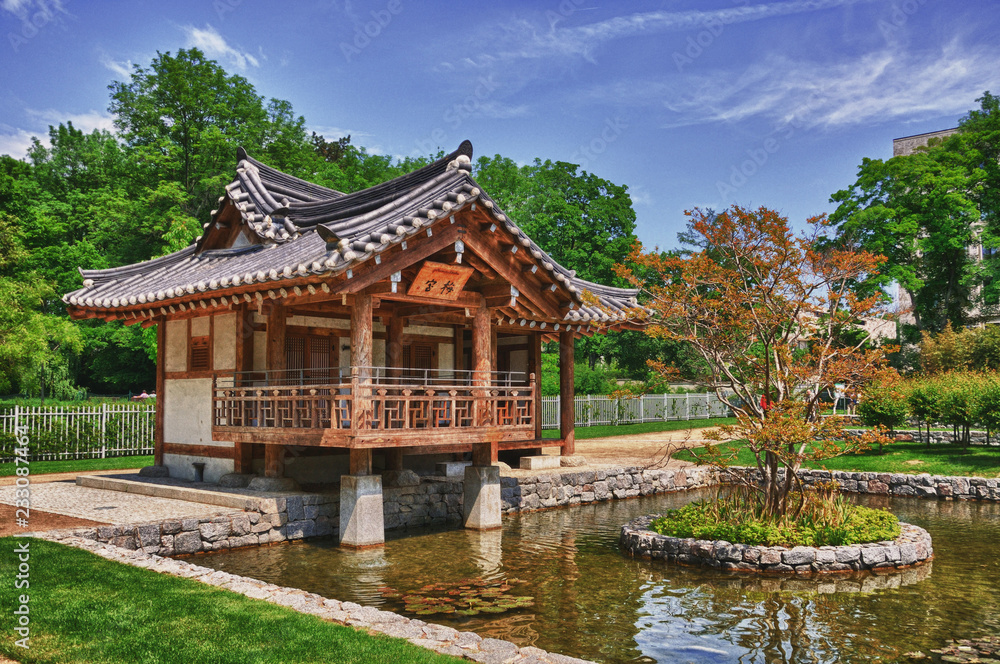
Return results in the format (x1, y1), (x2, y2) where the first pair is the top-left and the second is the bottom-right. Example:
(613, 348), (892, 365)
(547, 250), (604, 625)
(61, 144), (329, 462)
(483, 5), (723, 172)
(64, 140), (642, 544)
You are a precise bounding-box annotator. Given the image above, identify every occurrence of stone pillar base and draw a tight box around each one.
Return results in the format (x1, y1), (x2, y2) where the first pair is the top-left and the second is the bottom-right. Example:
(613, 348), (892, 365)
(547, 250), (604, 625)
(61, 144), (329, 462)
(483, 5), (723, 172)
(339, 474), (384, 548)
(464, 465), (501, 530)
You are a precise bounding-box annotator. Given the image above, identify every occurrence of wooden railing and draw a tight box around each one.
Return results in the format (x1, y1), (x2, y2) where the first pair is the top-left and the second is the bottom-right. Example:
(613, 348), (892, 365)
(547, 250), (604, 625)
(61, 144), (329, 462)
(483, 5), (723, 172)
(211, 368), (535, 437)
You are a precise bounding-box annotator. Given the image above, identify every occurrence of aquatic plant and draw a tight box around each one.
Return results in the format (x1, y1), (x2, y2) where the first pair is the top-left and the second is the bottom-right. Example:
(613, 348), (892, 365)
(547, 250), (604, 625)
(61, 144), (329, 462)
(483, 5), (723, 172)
(379, 577), (534, 617)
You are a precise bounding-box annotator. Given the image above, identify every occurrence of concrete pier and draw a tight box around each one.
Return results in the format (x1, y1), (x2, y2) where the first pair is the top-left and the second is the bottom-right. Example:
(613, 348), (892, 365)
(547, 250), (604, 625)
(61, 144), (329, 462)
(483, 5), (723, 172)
(463, 465), (501, 530)
(339, 474), (384, 547)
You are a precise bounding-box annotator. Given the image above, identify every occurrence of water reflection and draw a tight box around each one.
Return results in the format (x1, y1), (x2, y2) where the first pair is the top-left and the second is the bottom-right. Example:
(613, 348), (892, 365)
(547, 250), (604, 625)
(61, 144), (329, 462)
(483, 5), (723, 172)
(198, 491), (1000, 663)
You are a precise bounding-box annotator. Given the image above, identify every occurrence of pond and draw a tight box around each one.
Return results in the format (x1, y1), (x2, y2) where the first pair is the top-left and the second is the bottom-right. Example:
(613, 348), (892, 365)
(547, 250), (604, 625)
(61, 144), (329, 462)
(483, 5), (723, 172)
(196, 489), (1000, 663)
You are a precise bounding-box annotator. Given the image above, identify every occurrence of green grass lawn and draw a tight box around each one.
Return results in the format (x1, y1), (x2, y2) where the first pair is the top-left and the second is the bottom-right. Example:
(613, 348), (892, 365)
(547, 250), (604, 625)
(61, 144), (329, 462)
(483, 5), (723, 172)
(0, 538), (461, 664)
(0, 455), (153, 477)
(540, 417), (737, 441)
(674, 440), (1000, 478)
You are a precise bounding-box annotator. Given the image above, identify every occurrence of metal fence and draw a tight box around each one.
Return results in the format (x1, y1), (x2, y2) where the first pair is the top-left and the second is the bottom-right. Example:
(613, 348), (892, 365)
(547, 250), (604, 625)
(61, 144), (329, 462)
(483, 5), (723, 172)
(540, 392), (731, 429)
(0, 403), (155, 463)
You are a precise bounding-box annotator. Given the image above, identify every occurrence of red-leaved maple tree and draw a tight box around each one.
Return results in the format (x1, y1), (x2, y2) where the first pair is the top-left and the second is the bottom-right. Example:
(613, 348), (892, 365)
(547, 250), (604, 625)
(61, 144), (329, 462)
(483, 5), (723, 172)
(613, 206), (896, 517)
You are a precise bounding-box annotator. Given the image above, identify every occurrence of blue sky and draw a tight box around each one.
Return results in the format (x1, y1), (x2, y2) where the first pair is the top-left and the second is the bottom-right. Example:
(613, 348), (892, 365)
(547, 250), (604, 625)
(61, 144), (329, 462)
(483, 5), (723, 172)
(1, 0), (997, 250)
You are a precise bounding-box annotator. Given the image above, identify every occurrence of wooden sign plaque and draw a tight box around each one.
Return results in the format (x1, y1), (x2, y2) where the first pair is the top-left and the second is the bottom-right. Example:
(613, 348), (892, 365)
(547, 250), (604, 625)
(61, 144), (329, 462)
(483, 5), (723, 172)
(407, 261), (475, 301)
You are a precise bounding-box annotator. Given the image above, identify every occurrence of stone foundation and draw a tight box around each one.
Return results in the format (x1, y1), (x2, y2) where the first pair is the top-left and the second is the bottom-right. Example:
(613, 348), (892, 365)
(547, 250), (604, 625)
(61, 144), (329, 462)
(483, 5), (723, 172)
(620, 516), (933, 574)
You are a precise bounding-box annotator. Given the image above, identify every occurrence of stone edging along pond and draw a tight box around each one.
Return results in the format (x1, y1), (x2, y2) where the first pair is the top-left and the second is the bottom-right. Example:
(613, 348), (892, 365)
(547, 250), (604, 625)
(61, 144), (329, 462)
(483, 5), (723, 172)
(620, 516), (934, 574)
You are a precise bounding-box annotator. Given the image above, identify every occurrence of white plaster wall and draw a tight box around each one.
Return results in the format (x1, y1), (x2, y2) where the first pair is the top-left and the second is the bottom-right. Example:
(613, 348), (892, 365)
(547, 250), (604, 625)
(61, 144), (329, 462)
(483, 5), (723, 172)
(163, 453), (234, 483)
(163, 377), (234, 481)
(190, 315), (210, 337)
(253, 331), (266, 371)
(213, 312), (236, 371)
(165, 319), (187, 372)
(164, 378), (224, 445)
(510, 349), (528, 377)
(438, 342), (454, 378)
(405, 324), (452, 337)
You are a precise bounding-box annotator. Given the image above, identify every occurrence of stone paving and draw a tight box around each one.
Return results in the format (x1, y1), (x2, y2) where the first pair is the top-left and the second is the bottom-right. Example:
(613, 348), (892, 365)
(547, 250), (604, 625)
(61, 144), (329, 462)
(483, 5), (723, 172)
(0, 481), (242, 524)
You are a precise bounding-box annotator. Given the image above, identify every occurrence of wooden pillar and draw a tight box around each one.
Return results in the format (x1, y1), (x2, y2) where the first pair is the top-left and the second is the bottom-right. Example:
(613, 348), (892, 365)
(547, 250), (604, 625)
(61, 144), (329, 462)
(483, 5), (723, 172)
(531, 331), (543, 442)
(266, 302), (286, 377)
(384, 448), (403, 471)
(234, 304), (254, 375)
(559, 328), (575, 456)
(386, 316), (403, 379)
(472, 441), (498, 466)
(472, 299), (491, 428)
(350, 448), (373, 475)
(351, 295), (373, 432)
(264, 444), (284, 478)
(154, 318), (166, 466)
(453, 326), (464, 373)
(234, 442), (253, 474)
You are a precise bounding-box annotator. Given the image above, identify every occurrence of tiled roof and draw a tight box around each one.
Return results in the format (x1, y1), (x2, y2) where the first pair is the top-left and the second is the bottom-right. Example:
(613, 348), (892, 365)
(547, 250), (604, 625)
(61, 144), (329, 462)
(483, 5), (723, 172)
(64, 141), (641, 328)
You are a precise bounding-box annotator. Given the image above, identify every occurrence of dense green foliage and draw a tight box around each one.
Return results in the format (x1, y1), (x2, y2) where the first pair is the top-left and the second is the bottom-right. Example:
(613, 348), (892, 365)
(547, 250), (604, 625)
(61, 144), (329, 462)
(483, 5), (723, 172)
(919, 323), (1000, 373)
(1, 48), (640, 398)
(674, 438), (1000, 478)
(650, 489), (900, 547)
(828, 92), (1000, 332)
(0, 538), (461, 663)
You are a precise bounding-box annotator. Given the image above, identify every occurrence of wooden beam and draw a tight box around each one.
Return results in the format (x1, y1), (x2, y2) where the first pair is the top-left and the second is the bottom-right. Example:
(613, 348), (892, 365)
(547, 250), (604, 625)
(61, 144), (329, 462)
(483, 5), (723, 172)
(163, 443), (235, 460)
(462, 235), (563, 319)
(154, 318), (166, 466)
(559, 328), (575, 456)
(265, 444), (284, 478)
(342, 225), (464, 294)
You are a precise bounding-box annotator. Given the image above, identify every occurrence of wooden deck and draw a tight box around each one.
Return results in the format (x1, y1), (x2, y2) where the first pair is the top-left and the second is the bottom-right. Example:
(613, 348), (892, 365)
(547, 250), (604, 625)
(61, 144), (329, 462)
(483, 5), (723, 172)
(211, 371), (537, 449)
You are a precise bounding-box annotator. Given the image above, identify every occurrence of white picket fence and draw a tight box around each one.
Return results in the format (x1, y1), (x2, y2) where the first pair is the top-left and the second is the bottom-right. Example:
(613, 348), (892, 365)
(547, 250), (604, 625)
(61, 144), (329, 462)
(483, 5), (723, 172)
(0, 404), (154, 462)
(540, 392), (731, 429)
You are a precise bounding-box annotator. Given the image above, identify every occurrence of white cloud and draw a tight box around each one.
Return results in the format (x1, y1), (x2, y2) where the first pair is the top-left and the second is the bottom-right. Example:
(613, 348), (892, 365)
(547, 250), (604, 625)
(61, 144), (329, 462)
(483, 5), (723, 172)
(1, 0), (66, 21)
(27, 108), (114, 133)
(660, 41), (997, 129)
(0, 128), (35, 159)
(181, 24), (260, 70)
(99, 51), (132, 80)
(456, 0), (879, 68)
(309, 125), (372, 141)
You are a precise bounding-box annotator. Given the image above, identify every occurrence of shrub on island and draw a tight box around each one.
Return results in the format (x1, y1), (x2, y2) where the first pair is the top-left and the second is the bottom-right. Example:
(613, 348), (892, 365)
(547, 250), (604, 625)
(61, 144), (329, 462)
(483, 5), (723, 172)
(650, 489), (900, 548)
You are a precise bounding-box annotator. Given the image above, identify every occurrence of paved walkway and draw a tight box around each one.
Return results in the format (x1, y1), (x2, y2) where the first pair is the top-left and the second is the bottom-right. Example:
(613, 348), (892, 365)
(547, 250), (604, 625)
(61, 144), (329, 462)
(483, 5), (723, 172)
(0, 467), (143, 486)
(0, 481), (242, 525)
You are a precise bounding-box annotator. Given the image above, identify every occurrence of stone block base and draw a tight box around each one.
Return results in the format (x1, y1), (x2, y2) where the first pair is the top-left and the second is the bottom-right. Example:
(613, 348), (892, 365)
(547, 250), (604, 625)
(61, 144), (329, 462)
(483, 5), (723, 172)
(464, 465), (501, 530)
(519, 455), (561, 470)
(340, 474), (385, 547)
(436, 461), (472, 477)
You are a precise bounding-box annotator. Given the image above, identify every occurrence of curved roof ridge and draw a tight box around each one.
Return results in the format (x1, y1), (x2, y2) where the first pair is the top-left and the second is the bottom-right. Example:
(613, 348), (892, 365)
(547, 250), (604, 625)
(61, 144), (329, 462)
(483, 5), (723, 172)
(284, 140), (473, 227)
(237, 147), (346, 201)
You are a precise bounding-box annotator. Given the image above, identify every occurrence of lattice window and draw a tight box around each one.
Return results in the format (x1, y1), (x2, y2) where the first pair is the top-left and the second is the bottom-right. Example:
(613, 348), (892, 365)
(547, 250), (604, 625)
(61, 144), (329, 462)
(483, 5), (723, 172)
(190, 336), (211, 371)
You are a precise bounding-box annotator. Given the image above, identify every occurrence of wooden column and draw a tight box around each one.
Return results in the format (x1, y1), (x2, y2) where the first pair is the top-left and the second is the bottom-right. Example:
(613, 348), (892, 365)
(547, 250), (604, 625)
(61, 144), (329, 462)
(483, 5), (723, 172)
(453, 326), (464, 373)
(264, 444), (284, 478)
(559, 328), (575, 456)
(350, 448), (373, 475)
(472, 300), (491, 426)
(266, 302), (286, 376)
(351, 294), (373, 434)
(384, 449), (403, 471)
(154, 318), (166, 466)
(233, 304), (255, 474)
(531, 331), (543, 442)
(386, 315), (404, 379)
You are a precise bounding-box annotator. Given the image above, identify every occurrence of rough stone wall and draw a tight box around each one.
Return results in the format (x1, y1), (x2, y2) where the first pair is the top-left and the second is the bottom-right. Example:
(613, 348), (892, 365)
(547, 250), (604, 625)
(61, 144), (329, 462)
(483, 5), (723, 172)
(621, 517), (933, 574)
(845, 428), (996, 446)
(501, 467), (716, 514)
